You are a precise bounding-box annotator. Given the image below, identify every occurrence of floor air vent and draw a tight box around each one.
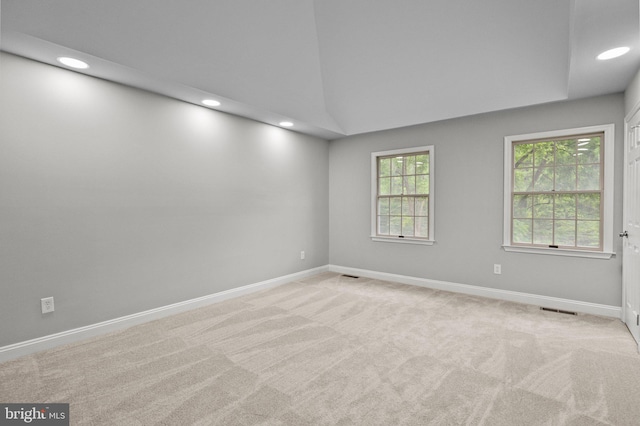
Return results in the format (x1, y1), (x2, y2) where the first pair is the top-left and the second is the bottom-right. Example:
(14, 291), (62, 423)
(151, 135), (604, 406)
(341, 274), (360, 279)
(540, 307), (577, 315)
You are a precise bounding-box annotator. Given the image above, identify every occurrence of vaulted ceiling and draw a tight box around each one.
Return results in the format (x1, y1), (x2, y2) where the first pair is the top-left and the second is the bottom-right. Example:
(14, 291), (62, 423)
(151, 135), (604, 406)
(2, 0), (639, 139)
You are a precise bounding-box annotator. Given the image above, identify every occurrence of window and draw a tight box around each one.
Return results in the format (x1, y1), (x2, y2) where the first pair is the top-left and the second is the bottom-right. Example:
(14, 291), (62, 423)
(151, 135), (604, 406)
(503, 125), (614, 258)
(371, 146), (435, 245)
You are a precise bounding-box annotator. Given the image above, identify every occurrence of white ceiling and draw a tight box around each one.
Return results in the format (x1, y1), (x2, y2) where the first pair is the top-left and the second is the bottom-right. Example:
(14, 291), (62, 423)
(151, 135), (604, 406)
(2, 0), (639, 140)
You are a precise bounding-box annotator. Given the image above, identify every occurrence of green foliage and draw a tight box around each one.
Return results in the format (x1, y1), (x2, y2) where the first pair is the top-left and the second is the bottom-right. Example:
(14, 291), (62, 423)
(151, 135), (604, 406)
(391, 157), (403, 176)
(554, 194), (576, 219)
(514, 144), (533, 168)
(513, 195), (532, 218)
(534, 141), (554, 167)
(403, 176), (416, 194)
(390, 198), (401, 215)
(416, 154), (429, 174)
(511, 134), (603, 248)
(379, 158), (391, 177)
(577, 194), (600, 220)
(391, 176), (403, 194)
(578, 137), (600, 164)
(577, 221), (600, 247)
(377, 195), (429, 238)
(513, 219), (532, 244)
(555, 220), (576, 246)
(377, 152), (430, 239)
(415, 197), (428, 216)
(379, 177), (390, 195)
(533, 219), (553, 244)
(578, 165), (600, 190)
(416, 175), (429, 194)
(556, 140), (576, 165)
(533, 194), (553, 219)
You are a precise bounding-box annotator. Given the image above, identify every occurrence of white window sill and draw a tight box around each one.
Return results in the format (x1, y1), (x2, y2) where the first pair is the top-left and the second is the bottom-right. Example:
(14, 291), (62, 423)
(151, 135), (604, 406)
(502, 245), (614, 259)
(371, 236), (435, 246)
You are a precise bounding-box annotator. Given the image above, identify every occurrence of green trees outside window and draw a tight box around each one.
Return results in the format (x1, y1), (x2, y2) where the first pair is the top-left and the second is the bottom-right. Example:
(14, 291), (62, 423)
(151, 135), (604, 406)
(377, 152), (430, 238)
(511, 134), (603, 249)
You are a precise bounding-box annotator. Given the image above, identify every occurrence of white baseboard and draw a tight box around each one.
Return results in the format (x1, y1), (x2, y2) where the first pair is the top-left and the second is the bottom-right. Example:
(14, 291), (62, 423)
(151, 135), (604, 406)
(2, 264), (622, 363)
(0, 266), (329, 363)
(328, 265), (622, 319)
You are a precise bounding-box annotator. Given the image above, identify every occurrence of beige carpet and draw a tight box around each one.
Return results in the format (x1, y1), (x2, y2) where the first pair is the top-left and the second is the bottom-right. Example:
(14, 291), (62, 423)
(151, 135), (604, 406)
(1, 272), (639, 425)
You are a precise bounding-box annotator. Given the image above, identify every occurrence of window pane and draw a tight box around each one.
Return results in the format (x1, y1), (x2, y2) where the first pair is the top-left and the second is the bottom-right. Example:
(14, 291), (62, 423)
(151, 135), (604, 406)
(555, 140), (576, 165)
(379, 158), (391, 177)
(577, 221), (600, 247)
(391, 157), (403, 176)
(555, 166), (576, 191)
(513, 195), (532, 218)
(378, 198), (390, 215)
(391, 176), (403, 195)
(390, 197), (402, 215)
(415, 197), (428, 216)
(513, 219), (532, 244)
(514, 143), (533, 168)
(390, 216), (402, 235)
(577, 137), (600, 164)
(374, 148), (433, 241)
(415, 216), (429, 238)
(405, 156), (416, 175)
(378, 216), (390, 235)
(402, 197), (414, 216)
(534, 141), (555, 167)
(379, 177), (390, 195)
(533, 219), (553, 245)
(533, 167), (554, 191)
(577, 194), (600, 220)
(404, 176), (416, 194)
(555, 220), (576, 246)
(554, 194), (576, 219)
(508, 131), (606, 253)
(416, 154), (429, 174)
(577, 164), (600, 190)
(416, 175), (429, 194)
(402, 217), (415, 237)
(533, 194), (553, 219)
(514, 168), (533, 192)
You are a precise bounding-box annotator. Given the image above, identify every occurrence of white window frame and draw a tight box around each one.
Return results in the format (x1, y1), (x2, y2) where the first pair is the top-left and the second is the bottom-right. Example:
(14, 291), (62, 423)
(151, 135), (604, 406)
(371, 146), (435, 245)
(503, 124), (615, 259)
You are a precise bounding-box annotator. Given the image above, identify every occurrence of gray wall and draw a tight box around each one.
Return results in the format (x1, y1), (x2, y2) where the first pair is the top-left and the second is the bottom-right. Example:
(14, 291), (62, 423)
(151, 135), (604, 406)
(0, 53), (329, 346)
(625, 66), (640, 115)
(329, 94), (625, 306)
(0, 50), (628, 348)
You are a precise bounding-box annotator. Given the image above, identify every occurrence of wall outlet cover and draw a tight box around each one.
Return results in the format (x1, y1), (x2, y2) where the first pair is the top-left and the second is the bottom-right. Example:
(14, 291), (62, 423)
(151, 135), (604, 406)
(41, 297), (54, 314)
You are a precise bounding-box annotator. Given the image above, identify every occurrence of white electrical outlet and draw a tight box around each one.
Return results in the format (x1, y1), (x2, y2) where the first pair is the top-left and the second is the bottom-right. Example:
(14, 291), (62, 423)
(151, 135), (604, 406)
(300, 251), (305, 260)
(493, 264), (502, 275)
(41, 297), (54, 314)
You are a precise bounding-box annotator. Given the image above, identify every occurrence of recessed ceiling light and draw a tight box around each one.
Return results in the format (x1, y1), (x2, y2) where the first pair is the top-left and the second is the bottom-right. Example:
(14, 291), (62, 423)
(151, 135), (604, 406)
(279, 121), (293, 127)
(202, 99), (221, 107)
(56, 57), (89, 69)
(597, 47), (630, 60)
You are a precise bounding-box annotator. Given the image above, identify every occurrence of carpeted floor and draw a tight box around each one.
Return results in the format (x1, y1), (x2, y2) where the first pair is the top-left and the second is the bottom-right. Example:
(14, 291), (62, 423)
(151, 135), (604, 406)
(1, 272), (639, 425)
